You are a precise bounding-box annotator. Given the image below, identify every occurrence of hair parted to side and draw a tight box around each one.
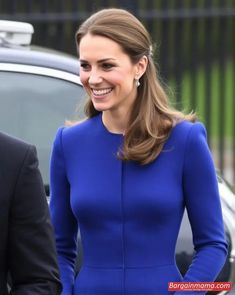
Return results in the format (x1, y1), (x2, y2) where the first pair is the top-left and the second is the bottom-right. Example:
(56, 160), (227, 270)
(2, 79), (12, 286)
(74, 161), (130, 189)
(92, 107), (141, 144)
(75, 8), (196, 165)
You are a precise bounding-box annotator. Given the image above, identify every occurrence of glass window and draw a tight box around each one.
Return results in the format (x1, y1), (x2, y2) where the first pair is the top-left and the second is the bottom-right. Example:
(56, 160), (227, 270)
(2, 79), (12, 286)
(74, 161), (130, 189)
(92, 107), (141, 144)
(0, 71), (86, 185)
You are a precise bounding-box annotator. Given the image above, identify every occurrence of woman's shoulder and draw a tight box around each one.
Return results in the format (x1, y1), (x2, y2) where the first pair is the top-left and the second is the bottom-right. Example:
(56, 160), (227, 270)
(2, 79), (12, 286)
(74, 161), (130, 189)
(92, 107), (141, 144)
(173, 119), (206, 135)
(52, 115), (101, 149)
(168, 119), (207, 147)
(62, 114), (100, 137)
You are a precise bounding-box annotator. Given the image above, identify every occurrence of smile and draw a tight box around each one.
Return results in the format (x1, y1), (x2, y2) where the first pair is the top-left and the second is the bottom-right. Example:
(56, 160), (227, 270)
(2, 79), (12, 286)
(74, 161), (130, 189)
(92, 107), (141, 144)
(92, 88), (113, 96)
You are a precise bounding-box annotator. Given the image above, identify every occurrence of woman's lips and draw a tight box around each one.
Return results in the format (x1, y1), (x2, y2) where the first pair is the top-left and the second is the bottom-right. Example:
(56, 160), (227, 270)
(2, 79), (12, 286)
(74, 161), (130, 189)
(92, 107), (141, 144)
(92, 87), (113, 97)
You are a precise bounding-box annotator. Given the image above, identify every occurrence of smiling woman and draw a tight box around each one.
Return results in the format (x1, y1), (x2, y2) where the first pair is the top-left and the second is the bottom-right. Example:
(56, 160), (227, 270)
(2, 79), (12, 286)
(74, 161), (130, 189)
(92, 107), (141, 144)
(79, 33), (148, 134)
(49, 8), (228, 295)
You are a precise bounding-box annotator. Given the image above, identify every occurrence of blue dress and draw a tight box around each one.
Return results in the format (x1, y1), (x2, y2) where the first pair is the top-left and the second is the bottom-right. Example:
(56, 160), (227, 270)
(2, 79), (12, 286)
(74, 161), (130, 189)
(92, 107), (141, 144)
(50, 114), (227, 295)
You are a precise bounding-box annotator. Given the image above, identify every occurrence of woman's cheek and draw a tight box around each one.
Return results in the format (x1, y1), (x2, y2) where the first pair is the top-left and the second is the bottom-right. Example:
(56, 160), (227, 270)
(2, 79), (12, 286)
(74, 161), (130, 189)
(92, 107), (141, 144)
(79, 72), (88, 86)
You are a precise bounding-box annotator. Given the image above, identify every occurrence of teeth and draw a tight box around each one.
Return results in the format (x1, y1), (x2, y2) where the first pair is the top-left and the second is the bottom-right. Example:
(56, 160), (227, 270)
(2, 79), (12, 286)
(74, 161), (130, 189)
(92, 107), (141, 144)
(92, 88), (113, 96)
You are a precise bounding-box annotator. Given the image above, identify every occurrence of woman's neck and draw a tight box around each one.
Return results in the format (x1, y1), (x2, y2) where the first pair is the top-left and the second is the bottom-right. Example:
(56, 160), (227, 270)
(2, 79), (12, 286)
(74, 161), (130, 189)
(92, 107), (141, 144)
(102, 111), (129, 135)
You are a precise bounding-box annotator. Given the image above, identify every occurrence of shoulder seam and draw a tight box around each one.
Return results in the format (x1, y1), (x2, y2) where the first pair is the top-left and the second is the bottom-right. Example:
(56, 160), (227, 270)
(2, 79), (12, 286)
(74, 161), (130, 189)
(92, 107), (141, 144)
(58, 127), (68, 180)
(182, 123), (195, 184)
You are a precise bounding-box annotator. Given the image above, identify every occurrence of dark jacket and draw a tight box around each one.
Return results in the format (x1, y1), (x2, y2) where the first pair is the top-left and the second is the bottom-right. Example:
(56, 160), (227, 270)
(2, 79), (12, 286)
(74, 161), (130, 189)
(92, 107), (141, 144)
(0, 132), (62, 295)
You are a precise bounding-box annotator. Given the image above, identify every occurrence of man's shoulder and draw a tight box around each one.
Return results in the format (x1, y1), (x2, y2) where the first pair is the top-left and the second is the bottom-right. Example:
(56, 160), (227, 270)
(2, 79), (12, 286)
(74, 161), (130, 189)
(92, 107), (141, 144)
(0, 131), (34, 161)
(0, 131), (32, 149)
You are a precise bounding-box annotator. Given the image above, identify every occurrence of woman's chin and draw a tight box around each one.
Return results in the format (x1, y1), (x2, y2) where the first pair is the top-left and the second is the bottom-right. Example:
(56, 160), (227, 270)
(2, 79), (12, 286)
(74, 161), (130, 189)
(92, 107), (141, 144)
(92, 103), (111, 112)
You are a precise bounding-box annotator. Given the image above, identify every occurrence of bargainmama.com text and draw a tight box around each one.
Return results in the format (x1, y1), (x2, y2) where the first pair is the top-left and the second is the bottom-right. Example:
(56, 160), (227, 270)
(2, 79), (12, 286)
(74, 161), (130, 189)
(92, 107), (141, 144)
(168, 281), (232, 291)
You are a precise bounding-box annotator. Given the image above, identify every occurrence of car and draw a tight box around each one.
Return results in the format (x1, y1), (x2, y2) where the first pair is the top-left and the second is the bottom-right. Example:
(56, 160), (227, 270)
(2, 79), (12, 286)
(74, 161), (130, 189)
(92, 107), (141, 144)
(1, 20), (234, 294)
(0, 20), (86, 195)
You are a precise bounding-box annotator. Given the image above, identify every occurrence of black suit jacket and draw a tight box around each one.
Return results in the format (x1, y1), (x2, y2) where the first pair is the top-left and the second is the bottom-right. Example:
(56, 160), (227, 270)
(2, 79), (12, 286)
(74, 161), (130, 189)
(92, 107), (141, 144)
(0, 132), (62, 295)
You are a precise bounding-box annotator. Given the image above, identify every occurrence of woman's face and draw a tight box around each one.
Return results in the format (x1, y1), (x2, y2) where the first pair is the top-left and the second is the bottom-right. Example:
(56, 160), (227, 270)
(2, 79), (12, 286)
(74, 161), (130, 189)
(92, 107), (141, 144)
(79, 33), (145, 114)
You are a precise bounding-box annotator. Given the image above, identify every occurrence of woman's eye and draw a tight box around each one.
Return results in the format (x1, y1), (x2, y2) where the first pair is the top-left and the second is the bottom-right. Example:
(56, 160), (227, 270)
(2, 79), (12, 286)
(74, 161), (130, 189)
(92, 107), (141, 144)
(80, 63), (90, 71)
(102, 63), (114, 70)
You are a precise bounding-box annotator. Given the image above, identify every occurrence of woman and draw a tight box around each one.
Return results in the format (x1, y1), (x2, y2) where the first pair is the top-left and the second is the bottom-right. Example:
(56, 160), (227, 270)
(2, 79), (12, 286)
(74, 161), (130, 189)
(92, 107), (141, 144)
(50, 8), (227, 295)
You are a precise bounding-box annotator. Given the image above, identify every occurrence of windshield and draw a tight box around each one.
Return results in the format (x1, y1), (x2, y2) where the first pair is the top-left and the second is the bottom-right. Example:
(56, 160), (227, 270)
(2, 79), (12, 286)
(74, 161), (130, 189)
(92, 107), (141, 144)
(0, 71), (86, 185)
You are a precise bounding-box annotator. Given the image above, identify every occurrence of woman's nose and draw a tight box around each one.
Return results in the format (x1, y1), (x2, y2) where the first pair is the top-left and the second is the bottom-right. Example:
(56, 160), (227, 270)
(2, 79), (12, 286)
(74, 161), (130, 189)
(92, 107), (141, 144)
(88, 70), (103, 85)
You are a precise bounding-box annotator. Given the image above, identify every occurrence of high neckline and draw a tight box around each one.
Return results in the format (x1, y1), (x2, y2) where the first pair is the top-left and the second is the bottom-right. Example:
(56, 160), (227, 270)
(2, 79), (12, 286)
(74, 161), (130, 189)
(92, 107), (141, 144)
(99, 113), (124, 136)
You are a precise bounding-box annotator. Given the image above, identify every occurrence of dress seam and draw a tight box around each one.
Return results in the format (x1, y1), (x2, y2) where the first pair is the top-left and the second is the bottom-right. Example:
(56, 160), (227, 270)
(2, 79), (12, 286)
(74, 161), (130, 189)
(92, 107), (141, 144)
(182, 124), (194, 185)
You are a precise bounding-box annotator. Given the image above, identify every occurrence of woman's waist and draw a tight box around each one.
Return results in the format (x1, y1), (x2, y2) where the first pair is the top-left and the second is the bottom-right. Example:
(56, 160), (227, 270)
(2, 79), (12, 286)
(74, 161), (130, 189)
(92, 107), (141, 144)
(82, 261), (178, 269)
(82, 248), (177, 268)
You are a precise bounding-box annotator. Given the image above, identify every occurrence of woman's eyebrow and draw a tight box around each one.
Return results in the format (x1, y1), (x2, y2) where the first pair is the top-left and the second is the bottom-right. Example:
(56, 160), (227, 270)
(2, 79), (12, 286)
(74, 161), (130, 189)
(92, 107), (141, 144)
(79, 58), (116, 63)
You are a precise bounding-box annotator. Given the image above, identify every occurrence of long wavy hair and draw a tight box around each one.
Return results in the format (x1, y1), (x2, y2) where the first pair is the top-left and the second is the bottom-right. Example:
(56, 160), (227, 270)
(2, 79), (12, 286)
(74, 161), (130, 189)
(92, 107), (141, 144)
(75, 8), (196, 165)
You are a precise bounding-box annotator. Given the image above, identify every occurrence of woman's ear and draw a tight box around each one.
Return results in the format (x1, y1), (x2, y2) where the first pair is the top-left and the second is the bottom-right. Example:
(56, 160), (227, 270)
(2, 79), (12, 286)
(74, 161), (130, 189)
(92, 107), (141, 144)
(135, 55), (148, 79)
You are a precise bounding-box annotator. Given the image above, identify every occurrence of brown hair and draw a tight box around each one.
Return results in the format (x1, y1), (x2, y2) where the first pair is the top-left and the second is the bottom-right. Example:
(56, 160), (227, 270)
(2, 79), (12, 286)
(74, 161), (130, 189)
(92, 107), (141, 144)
(75, 8), (196, 165)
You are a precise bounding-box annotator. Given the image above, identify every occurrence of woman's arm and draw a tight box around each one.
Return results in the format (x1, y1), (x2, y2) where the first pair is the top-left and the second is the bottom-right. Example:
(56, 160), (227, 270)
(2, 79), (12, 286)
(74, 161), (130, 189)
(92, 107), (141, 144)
(50, 127), (78, 295)
(176, 122), (228, 295)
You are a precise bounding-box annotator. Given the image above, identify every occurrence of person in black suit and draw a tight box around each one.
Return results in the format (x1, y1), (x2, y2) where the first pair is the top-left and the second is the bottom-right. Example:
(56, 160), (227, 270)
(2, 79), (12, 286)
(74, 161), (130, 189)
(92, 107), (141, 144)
(0, 131), (61, 295)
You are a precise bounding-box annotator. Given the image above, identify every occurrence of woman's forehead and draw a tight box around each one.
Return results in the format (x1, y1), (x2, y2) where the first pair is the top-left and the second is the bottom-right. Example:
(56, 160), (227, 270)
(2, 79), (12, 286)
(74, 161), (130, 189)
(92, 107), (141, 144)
(79, 34), (127, 61)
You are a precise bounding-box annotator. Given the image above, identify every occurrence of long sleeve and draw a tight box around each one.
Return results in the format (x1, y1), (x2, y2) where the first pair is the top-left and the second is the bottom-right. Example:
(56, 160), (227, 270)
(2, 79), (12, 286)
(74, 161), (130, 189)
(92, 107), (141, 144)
(175, 123), (228, 295)
(9, 145), (62, 295)
(50, 127), (78, 295)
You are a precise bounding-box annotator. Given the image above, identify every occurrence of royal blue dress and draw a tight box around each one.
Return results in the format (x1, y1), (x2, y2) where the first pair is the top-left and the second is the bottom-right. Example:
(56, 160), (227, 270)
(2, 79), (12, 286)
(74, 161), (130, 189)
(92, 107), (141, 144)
(50, 114), (227, 295)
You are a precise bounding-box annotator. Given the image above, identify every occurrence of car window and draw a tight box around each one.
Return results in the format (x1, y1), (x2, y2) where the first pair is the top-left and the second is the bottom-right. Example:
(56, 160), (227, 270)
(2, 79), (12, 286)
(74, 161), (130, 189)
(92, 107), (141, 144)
(0, 71), (86, 185)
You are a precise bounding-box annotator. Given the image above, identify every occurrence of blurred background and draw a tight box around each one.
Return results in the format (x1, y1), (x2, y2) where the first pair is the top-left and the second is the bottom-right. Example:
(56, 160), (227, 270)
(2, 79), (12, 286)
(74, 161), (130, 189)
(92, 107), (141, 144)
(0, 0), (234, 185)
